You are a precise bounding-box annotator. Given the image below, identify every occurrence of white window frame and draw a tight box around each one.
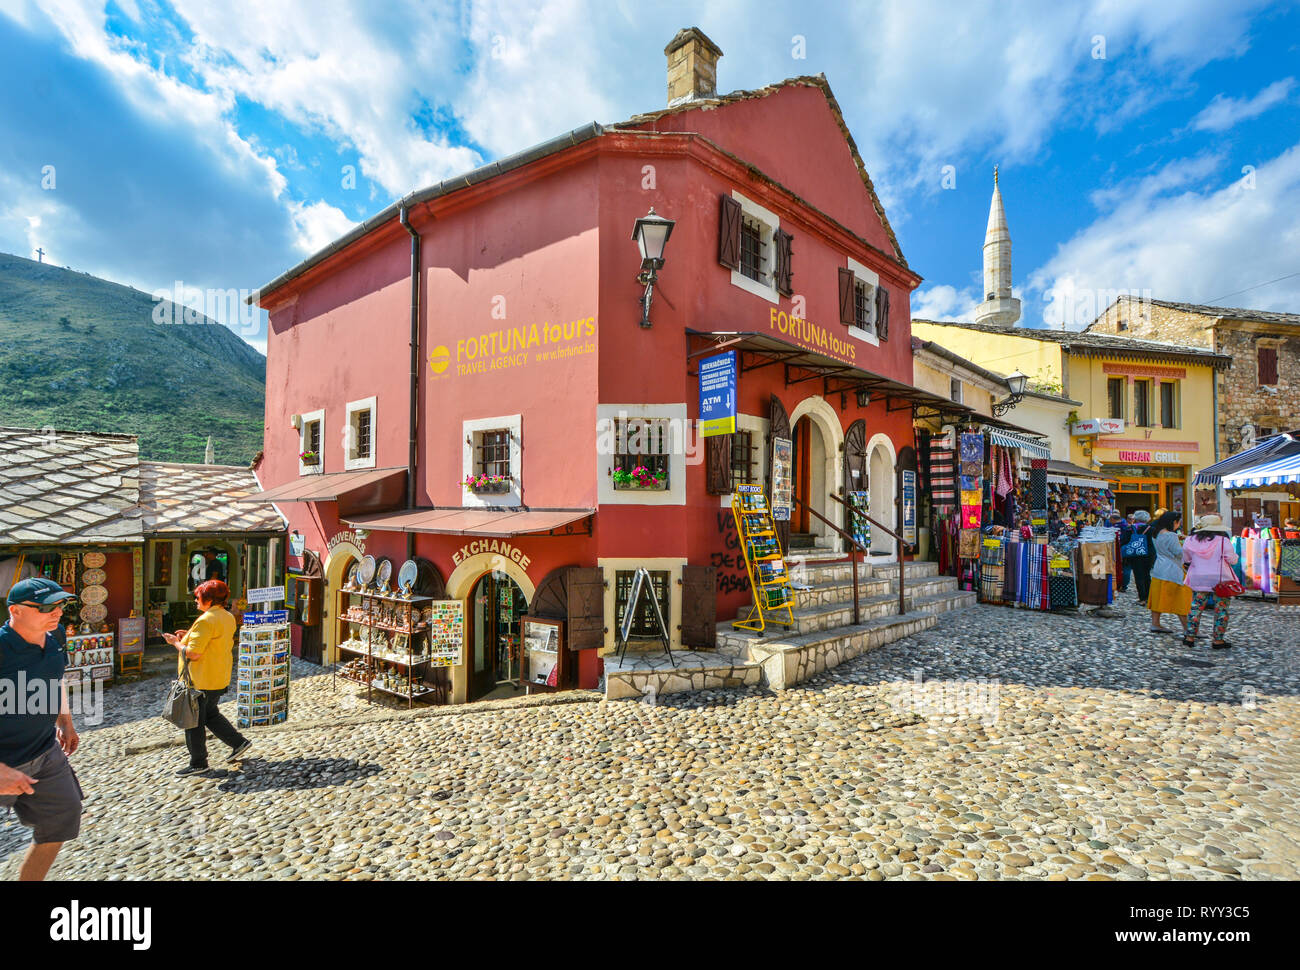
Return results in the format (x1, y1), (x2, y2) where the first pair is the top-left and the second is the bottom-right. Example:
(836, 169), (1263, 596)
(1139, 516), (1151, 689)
(596, 557), (685, 656)
(462, 414), (522, 508)
(729, 191), (780, 304)
(343, 396), (377, 471)
(717, 413), (769, 507)
(597, 404), (689, 506)
(298, 408), (324, 477)
(845, 256), (880, 347)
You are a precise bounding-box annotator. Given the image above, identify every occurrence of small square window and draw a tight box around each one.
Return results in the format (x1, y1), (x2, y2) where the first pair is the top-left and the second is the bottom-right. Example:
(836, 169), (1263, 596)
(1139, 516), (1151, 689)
(950, 377), (963, 404)
(614, 417), (670, 488)
(739, 218), (765, 283)
(854, 280), (873, 331)
(731, 431), (755, 487)
(479, 429), (511, 479)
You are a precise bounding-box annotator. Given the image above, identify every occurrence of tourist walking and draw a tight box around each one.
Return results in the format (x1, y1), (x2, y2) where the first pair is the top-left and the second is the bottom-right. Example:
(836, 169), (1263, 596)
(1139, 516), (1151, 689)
(0, 578), (83, 881)
(1112, 512), (1134, 592)
(162, 580), (252, 774)
(1146, 511), (1191, 635)
(1181, 515), (1240, 650)
(1125, 510), (1156, 603)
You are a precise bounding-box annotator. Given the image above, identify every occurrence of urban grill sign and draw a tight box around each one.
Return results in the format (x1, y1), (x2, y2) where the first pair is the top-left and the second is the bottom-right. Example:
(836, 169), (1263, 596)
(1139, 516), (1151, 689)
(1117, 451), (1183, 463)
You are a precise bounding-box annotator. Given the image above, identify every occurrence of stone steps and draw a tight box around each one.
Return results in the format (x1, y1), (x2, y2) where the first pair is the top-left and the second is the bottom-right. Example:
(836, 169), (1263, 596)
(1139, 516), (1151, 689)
(603, 649), (760, 702)
(794, 574), (955, 609)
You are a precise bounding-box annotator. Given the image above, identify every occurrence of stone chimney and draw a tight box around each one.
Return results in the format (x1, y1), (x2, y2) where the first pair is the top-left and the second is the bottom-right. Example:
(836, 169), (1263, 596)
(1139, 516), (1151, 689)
(665, 27), (723, 107)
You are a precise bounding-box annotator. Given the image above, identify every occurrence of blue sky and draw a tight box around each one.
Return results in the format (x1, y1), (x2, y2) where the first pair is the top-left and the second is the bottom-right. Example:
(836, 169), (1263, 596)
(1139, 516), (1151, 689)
(2, 0), (1298, 351)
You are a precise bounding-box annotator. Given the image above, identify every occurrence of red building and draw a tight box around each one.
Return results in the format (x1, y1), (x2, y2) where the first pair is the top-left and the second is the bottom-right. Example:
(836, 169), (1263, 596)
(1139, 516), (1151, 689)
(248, 29), (957, 703)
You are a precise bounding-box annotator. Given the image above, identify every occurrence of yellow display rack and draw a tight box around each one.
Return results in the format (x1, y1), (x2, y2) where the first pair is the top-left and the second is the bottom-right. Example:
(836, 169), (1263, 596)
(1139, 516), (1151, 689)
(731, 484), (795, 633)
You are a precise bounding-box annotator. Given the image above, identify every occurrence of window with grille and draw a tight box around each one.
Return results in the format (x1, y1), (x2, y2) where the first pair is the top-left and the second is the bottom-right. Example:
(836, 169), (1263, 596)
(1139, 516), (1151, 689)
(479, 429), (511, 478)
(305, 420), (320, 456)
(739, 218), (765, 283)
(1134, 380), (1151, 427)
(854, 280), (873, 331)
(1107, 378), (1125, 420)
(614, 569), (670, 638)
(614, 417), (670, 485)
(1159, 381), (1176, 429)
(731, 431), (755, 487)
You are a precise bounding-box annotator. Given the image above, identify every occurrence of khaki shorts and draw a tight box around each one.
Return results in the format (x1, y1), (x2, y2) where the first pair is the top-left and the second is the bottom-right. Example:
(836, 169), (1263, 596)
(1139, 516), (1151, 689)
(0, 742), (84, 845)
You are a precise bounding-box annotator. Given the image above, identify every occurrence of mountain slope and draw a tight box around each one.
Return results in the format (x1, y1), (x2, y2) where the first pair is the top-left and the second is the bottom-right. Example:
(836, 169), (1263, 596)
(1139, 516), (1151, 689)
(0, 252), (265, 464)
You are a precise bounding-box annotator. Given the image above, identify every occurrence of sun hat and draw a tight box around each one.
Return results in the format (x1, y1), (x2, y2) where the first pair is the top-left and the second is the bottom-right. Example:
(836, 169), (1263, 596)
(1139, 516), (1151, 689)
(1194, 513), (1231, 535)
(6, 577), (78, 607)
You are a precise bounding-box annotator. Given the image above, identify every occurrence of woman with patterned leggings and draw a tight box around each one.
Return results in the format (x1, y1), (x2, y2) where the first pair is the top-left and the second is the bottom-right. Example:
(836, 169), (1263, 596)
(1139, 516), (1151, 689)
(1181, 514), (1239, 650)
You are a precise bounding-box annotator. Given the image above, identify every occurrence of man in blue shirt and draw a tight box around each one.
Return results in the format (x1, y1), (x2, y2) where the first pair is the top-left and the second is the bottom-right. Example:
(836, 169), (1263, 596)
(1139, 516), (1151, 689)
(0, 578), (82, 881)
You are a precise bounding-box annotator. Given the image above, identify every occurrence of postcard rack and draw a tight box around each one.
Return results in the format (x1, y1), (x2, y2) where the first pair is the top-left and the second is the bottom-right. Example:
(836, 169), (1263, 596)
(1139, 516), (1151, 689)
(730, 484), (795, 633)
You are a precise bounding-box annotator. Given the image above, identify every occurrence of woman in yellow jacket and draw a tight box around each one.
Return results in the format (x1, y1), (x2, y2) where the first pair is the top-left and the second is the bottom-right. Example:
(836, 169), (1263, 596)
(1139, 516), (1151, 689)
(163, 580), (252, 775)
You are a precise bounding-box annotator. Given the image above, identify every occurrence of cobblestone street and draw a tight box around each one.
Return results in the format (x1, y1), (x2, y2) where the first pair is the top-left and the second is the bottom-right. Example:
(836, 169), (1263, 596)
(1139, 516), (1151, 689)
(5, 600), (1298, 881)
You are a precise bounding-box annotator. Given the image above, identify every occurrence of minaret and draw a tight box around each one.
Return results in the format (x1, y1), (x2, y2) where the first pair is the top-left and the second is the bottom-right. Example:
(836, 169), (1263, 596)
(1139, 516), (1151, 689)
(204, 436), (215, 464)
(974, 166), (1021, 329)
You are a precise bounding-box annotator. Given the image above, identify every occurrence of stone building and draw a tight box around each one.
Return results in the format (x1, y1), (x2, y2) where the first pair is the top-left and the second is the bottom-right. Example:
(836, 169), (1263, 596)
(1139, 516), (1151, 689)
(1087, 296), (1300, 461)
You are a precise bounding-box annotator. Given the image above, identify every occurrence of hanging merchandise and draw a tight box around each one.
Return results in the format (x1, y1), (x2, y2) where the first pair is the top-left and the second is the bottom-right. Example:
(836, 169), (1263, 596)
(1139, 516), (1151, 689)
(848, 490), (871, 551)
(979, 536), (1006, 604)
(930, 445), (956, 508)
(958, 527), (981, 560)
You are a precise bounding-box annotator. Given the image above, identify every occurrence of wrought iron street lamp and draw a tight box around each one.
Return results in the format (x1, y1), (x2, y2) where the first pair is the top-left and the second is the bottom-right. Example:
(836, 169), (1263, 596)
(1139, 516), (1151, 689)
(992, 370), (1028, 416)
(632, 207), (674, 328)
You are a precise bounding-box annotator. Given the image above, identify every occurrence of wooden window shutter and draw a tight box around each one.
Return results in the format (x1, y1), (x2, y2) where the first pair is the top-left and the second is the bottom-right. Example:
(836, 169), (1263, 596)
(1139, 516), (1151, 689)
(718, 195), (742, 270)
(838, 267), (856, 326)
(706, 433), (733, 495)
(565, 566), (606, 650)
(1259, 346), (1278, 385)
(679, 565), (717, 649)
(875, 285), (890, 340)
(774, 229), (794, 296)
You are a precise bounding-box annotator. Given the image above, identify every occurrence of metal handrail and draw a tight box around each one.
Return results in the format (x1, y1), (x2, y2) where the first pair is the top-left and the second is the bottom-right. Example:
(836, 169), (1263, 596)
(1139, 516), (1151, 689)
(791, 497), (865, 624)
(828, 491), (909, 617)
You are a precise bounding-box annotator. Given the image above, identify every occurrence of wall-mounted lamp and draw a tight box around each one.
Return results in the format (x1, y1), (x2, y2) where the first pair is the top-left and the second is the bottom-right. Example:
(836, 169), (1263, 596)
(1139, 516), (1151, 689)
(992, 370), (1028, 416)
(855, 389), (871, 408)
(632, 207), (675, 328)
(355, 529), (370, 541)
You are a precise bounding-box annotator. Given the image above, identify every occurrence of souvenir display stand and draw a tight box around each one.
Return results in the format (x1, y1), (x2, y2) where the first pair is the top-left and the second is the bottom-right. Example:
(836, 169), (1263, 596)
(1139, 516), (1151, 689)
(520, 616), (566, 693)
(63, 632), (114, 691)
(730, 484), (794, 633)
(236, 610), (290, 728)
(336, 590), (450, 707)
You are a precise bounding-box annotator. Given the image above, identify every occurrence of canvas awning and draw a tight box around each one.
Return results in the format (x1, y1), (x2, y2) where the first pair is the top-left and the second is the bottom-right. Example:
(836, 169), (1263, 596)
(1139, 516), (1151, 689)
(236, 465), (403, 509)
(1193, 432), (1300, 486)
(342, 507), (594, 538)
(985, 427), (1051, 459)
(1220, 449), (1300, 489)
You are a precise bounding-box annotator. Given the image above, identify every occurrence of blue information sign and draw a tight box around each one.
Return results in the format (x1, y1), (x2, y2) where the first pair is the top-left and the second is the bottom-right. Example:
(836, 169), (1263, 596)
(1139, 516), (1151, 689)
(698, 351), (737, 437)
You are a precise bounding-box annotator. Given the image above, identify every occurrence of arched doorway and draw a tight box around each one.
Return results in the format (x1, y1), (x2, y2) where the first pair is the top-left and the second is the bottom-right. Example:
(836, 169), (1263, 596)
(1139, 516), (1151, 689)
(322, 542), (362, 664)
(867, 433), (896, 559)
(788, 396), (846, 545)
(468, 570), (529, 701)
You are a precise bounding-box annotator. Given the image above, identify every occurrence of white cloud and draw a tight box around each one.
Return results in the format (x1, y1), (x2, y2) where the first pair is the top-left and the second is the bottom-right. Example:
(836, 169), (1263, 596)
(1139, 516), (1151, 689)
(1028, 143), (1300, 328)
(1190, 77), (1295, 132)
(911, 284), (980, 323)
(286, 199), (355, 255)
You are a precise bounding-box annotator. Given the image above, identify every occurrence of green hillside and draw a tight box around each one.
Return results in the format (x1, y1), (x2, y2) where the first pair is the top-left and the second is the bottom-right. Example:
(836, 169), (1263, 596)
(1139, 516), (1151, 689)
(0, 252), (266, 464)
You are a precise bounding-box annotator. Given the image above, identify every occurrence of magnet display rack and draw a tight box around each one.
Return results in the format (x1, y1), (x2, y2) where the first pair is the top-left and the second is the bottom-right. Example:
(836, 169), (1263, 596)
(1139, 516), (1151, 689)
(731, 484), (795, 633)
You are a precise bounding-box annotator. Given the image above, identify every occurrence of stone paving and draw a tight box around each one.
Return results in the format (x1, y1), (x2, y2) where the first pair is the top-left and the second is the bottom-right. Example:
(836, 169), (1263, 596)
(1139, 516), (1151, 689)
(4, 596), (1298, 880)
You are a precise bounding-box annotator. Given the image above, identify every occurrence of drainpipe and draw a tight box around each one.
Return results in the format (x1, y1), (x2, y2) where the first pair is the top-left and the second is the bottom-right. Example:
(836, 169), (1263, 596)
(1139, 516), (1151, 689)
(400, 203), (420, 561)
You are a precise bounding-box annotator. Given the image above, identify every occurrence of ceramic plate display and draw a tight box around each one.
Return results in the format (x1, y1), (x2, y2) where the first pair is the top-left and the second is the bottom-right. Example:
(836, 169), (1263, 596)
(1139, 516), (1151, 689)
(80, 568), (107, 586)
(358, 555), (376, 587)
(345, 563), (359, 589)
(82, 552), (106, 568)
(80, 585), (109, 606)
(397, 559), (418, 593)
(81, 603), (107, 624)
(376, 558), (392, 588)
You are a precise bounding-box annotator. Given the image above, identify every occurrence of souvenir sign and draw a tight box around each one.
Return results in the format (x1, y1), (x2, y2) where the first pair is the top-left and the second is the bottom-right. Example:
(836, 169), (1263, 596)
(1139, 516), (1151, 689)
(80, 567), (107, 586)
(397, 560), (418, 596)
(80, 585), (108, 606)
(358, 555), (377, 588)
(82, 551), (106, 569)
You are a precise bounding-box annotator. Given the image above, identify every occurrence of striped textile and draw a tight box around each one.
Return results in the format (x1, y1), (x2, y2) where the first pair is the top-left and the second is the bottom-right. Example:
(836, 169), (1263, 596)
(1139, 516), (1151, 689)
(1003, 540), (1020, 601)
(1025, 542), (1050, 610)
(930, 445), (956, 506)
(980, 563), (1005, 603)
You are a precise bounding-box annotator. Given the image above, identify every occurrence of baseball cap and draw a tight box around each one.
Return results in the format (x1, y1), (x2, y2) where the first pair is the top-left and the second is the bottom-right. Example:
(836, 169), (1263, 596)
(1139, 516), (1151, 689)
(6, 577), (78, 607)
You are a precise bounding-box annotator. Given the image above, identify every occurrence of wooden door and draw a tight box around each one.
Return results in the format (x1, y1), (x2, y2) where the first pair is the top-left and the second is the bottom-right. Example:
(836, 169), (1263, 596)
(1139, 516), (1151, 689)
(680, 565), (717, 649)
(767, 394), (791, 556)
(844, 420), (867, 552)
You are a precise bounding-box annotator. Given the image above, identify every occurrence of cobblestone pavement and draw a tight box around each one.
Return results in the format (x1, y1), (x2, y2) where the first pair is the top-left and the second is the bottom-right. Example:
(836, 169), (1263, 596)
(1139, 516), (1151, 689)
(4, 597), (1298, 880)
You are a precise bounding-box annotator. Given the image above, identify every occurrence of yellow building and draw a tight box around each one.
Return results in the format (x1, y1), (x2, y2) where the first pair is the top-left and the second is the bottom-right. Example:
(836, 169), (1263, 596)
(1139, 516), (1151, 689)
(912, 320), (1230, 516)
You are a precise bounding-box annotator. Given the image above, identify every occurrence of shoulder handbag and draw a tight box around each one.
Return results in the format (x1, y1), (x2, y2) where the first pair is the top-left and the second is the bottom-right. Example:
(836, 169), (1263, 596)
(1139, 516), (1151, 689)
(162, 654), (203, 730)
(1212, 537), (1245, 598)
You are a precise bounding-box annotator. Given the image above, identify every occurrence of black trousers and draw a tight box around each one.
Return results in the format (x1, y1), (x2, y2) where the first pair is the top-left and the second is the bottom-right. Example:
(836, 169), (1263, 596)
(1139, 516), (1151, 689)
(184, 689), (247, 768)
(1131, 562), (1153, 603)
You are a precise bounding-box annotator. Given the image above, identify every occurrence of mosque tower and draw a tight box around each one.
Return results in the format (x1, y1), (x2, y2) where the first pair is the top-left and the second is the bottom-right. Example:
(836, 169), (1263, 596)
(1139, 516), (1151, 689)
(974, 167), (1021, 329)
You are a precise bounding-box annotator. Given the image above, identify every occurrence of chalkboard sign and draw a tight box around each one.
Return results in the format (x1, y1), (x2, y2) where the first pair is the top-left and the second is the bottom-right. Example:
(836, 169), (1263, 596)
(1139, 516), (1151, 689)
(615, 567), (673, 666)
